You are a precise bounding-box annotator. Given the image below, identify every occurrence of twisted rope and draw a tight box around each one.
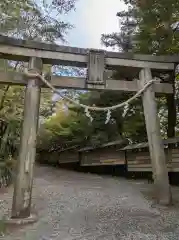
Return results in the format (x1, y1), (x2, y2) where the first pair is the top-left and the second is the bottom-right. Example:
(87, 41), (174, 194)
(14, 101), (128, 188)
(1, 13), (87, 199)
(24, 69), (160, 123)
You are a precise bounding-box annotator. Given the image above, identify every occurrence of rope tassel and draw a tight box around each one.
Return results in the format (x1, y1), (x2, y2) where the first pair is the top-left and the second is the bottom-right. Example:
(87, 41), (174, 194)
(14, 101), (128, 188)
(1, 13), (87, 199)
(105, 109), (111, 124)
(85, 107), (93, 122)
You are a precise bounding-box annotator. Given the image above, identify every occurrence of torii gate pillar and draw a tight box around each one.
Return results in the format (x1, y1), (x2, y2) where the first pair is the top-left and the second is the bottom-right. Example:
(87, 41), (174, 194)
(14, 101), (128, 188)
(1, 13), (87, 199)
(11, 57), (42, 219)
(140, 68), (172, 205)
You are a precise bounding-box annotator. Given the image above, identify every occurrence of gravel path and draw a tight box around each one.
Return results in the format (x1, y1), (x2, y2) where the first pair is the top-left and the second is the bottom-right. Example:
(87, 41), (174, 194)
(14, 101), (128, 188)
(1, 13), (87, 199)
(1, 166), (179, 239)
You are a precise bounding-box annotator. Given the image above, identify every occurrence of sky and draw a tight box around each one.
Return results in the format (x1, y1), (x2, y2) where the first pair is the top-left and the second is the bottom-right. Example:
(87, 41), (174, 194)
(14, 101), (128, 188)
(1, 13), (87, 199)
(63, 0), (127, 49)
(53, 0), (127, 102)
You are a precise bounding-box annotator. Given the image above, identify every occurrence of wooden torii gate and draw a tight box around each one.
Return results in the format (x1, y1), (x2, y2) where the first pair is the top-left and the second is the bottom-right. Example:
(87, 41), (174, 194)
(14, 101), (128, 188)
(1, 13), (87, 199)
(0, 35), (176, 220)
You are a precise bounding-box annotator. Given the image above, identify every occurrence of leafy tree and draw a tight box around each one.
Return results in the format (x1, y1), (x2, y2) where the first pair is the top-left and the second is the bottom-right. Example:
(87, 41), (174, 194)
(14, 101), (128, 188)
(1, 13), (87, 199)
(100, 0), (179, 141)
(0, 0), (77, 180)
(134, 0), (179, 54)
(100, 2), (147, 143)
(101, 5), (137, 52)
(0, 0), (76, 43)
(134, 0), (179, 138)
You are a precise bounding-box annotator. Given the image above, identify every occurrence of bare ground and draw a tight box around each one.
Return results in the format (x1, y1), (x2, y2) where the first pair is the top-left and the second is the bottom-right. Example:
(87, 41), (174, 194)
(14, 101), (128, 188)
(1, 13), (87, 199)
(1, 166), (179, 239)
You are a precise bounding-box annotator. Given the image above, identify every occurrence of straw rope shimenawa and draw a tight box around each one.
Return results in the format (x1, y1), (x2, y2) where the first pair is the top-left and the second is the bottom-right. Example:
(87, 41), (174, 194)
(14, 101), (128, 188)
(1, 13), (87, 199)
(24, 69), (160, 123)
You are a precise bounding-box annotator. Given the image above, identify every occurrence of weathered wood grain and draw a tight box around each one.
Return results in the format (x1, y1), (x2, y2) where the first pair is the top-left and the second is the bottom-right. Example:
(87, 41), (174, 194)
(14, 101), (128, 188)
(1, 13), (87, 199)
(11, 57), (42, 219)
(0, 71), (173, 93)
(140, 68), (171, 205)
(0, 35), (176, 70)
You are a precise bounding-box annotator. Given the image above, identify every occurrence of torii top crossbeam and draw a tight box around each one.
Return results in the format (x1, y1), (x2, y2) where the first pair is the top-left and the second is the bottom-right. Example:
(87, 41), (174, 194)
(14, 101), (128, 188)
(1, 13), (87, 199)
(0, 35), (177, 68)
(0, 35), (177, 94)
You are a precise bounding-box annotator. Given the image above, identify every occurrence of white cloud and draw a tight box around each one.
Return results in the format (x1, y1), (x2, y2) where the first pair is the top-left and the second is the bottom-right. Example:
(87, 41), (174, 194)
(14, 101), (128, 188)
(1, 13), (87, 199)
(81, 0), (126, 48)
(66, 0), (127, 49)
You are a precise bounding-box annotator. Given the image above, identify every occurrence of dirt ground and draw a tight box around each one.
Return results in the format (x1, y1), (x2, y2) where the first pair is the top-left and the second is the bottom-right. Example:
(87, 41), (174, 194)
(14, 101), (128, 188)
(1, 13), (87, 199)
(1, 166), (179, 239)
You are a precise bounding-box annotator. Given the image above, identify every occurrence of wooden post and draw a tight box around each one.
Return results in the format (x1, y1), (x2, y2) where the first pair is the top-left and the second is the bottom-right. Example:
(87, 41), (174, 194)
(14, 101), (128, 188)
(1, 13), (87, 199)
(11, 57), (42, 218)
(139, 68), (172, 205)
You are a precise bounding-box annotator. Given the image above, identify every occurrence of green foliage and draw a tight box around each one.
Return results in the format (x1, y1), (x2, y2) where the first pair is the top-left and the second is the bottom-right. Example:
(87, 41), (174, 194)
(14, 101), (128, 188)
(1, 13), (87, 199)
(0, 0), (76, 42)
(0, 0), (77, 180)
(100, 0), (179, 143)
(135, 0), (179, 54)
(37, 90), (144, 154)
(37, 101), (90, 153)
